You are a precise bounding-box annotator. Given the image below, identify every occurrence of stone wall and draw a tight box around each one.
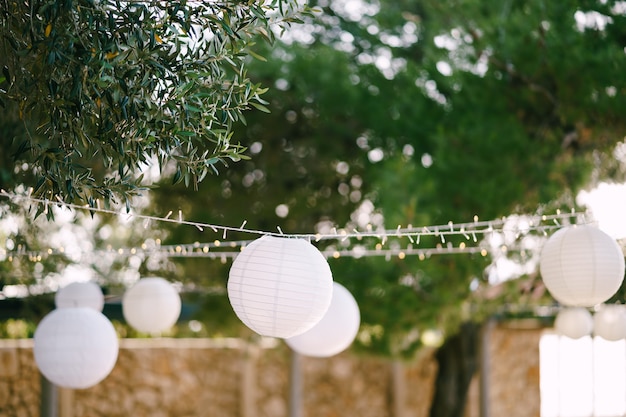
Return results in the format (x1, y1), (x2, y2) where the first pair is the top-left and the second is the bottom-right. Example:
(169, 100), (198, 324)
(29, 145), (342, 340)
(0, 323), (543, 417)
(485, 323), (542, 417)
(74, 339), (245, 417)
(0, 339), (40, 417)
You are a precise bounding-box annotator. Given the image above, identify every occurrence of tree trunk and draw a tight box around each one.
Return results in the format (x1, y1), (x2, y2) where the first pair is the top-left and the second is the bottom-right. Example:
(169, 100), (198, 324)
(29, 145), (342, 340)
(428, 322), (480, 417)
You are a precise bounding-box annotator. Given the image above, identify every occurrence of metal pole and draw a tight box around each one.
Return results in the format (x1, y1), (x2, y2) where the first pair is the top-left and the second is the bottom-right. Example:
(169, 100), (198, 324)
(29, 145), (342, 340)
(40, 375), (58, 417)
(479, 319), (494, 417)
(391, 360), (405, 417)
(288, 349), (303, 417)
(58, 387), (74, 417)
(242, 344), (258, 417)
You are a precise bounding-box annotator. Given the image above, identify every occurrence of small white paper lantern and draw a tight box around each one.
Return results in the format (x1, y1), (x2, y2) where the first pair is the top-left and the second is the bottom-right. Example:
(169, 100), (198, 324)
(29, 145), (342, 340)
(228, 235), (333, 338)
(593, 304), (626, 341)
(539, 225), (625, 307)
(286, 282), (360, 357)
(554, 307), (594, 339)
(55, 281), (104, 312)
(34, 307), (119, 389)
(122, 277), (182, 334)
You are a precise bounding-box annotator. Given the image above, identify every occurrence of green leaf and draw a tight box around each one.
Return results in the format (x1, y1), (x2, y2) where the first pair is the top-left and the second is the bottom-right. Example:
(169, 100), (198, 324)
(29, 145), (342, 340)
(250, 102), (270, 113)
(248, 49), (267, 62)
(175, 130), (197, 137)
(184, 104), (202, 113)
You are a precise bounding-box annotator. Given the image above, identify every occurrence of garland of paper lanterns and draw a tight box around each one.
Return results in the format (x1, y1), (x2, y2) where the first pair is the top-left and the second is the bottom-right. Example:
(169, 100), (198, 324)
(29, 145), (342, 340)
(227, 236), (334, 338)
(54, 281), (105, 311)
(553, 305), (626, 341)
(286, 282), (361, 357)
(122, 277), (182, 335)
(34, 278), (183, 389)
(539, 225), (625, 307)
(27, 210), (626, 388)
(34, 282), (118, 389)
(227, 236), (362, 355)
(34, 307), (119, 389)
(541, 225), (626, 342)
(593, 304), (626, 341)
(35, 235), (361, 391)
(553, 307), (594, 339)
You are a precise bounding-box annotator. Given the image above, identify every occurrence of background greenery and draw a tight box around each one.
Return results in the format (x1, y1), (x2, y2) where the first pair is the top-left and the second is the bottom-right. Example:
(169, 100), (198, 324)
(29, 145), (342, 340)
(2, 1), (626, 415)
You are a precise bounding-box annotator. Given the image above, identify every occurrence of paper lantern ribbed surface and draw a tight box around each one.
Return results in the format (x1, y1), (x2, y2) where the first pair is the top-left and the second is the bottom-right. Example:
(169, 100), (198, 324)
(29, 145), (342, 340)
(122, 277), (182, 334)
(554, 307), (594, 339)
(593, 304), (626, 341)
(34, 308), (119, 389)
(55, 281), (104, 311)
(539, 226), (625, 307)
(228, 235), (333, 338)
(286, 282), (360, 357)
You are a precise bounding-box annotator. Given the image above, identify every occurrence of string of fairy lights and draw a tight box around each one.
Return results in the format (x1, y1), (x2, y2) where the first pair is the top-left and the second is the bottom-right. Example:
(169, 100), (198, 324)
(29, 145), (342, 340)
(0, 189), (593, 263)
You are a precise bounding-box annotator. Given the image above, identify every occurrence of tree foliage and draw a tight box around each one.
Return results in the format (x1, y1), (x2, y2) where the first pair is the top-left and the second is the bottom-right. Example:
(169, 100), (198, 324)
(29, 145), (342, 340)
(1, 3), (626, 414)
(136, 0), (626, 368)
(1, 0), (625, 347)
(0, 0), (312, 212)
(175, 3), (625, 414)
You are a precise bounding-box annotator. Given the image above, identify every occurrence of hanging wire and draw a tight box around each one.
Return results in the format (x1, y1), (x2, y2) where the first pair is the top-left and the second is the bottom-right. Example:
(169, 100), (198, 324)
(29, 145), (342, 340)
(0, 189), (592, 262)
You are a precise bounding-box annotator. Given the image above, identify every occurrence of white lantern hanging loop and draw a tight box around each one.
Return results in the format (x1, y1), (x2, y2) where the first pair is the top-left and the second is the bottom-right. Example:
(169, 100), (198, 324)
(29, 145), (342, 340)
(122, 277), (182, 334)
(593, 304), (626, 341)
(539, 225), (625, 307)
(227, 235), (334, 338)
(55, 281), (104, 312)
(34, 307), (119, 389)
(286, 282), (360, 357)
(554, 307), (594, 339)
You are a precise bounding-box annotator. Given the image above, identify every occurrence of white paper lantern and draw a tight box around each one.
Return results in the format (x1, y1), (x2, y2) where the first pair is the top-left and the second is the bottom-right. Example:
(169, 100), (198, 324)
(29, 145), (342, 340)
(593, 304), (626, 341)
(122, 277), (182, 334)
(554, 307), (594, 339)
(286, 282), (360, 357)
(55, 281), (104, 312)
(228, 235), (333, 338)
(539, 225), (625, 307)
(34, 308), (119, 389)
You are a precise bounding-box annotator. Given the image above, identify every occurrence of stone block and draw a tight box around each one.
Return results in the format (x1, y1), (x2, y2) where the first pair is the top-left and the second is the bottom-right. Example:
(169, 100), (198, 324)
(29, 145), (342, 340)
(0, 349), (18, 378)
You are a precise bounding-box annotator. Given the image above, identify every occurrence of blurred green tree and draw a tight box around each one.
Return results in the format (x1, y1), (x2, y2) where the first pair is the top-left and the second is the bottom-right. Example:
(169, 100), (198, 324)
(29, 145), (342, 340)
(149, 1), (626, 415)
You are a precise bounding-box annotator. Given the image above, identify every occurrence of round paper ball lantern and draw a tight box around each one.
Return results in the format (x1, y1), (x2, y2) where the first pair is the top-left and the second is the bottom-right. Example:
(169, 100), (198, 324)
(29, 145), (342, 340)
(286, 282), (360, 357)
(227, 235), (333, 338)
(122, 277), (182, 334)
(554, 307), (594, 339)
(34, 307), (119, 389)
(55, 281), (104, 312)
(593, 304), (626, 341)
(539, 225), (625, 307)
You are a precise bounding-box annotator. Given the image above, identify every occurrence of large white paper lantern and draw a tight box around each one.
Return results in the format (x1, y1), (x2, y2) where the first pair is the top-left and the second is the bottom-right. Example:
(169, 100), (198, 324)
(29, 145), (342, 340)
(554, 307), (594, 339)
(34, 307), (119, 389)
(593, 304), (626, 341)
(286, 282), (360, 357)
(539, 225), (625, 307)
(55, 281), (104, 312)
(122, 277), (182, 334)
(228, 235), (333, 338)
